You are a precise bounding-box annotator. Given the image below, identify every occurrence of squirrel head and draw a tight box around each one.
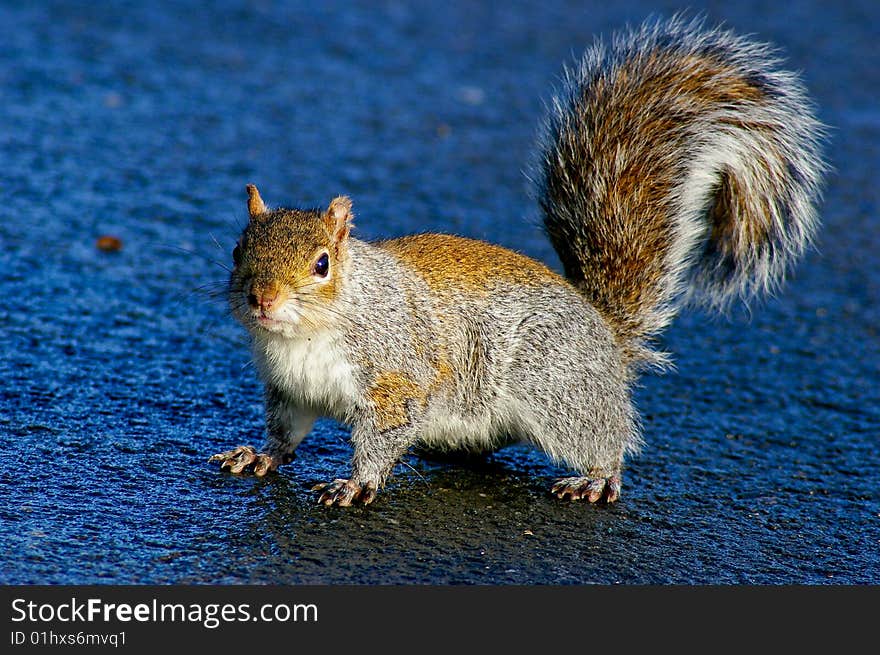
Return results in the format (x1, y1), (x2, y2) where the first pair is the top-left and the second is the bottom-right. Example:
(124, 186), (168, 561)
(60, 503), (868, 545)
(228, 184), (354, 336)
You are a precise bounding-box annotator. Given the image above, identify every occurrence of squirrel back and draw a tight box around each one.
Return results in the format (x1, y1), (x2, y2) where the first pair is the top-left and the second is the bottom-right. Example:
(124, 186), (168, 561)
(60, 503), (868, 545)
(534, 16), (826, 367)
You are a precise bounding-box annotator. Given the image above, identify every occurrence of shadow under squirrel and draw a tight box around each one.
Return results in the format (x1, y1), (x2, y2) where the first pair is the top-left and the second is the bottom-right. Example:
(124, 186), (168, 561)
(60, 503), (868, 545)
(211, 17), (826, 506)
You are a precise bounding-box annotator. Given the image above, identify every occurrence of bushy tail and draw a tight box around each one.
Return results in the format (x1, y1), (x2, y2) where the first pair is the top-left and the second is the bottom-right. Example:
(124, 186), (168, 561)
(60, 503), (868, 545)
(534, 16), (827, 368)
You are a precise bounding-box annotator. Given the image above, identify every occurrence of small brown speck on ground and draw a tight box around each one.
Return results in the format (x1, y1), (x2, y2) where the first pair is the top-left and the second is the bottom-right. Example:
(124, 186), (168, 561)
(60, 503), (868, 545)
(96, 235), (123, 252)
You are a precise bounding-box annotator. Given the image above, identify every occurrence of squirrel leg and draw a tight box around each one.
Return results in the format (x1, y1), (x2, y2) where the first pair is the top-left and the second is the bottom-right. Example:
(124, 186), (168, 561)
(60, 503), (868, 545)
(314, 418), (419, 507)
(543, 426), (627, 503)
(210, 389), (316, 477)
(505, 308), (635, 504)
(262, 389), (317, 466)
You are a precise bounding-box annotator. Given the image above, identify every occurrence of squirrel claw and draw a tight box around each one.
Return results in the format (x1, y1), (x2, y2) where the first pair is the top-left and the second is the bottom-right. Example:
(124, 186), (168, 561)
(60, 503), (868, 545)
(209, 445), (277, 477)
(315, 479), (377, 507)
(552, 475), (621, 503)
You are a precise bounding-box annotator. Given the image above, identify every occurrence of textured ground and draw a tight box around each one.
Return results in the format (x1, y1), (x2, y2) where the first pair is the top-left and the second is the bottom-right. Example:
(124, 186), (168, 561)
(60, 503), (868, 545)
(1, 0), (877, 584)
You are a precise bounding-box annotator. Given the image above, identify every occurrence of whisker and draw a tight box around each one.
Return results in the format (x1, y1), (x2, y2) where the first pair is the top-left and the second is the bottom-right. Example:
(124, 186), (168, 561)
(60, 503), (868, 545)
(192, 281), (231, 300)
(397, 455), (428, 484)
(290, 281), (325, 293)
(160, 244), (232, 273)
(295, 299), (355, 324)
(191, 319), (249, 348)
(209, 232), (225, 251)
(292, 290), (359, 310)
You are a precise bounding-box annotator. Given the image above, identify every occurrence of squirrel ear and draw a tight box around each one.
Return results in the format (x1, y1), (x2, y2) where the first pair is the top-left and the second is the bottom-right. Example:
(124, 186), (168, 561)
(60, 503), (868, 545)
(325, 195), (353, 244)
(246, 184), (267, 219)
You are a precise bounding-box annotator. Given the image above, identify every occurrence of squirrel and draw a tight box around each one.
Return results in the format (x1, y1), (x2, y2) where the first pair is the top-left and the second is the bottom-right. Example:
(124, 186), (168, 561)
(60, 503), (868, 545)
(210, 17), (826, 506)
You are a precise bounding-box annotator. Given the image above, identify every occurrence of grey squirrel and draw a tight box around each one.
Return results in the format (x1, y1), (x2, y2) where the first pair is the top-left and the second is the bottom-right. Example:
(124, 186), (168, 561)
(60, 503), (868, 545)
(210, 17), (826, 505)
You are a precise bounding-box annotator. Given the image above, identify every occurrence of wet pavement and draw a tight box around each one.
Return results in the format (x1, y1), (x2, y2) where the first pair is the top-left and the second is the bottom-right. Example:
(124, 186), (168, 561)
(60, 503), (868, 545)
(1, 0), (878, 584)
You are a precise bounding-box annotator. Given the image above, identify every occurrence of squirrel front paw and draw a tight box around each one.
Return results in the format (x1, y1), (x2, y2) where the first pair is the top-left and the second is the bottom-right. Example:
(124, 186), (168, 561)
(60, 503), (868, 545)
(209, 445), (280, 477)
(311, 479), (378, 507)
(551, 474), (621, 503)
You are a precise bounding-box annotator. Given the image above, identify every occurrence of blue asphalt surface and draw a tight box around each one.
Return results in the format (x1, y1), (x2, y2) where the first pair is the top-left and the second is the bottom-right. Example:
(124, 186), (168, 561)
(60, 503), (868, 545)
(1, 0), (877, 584)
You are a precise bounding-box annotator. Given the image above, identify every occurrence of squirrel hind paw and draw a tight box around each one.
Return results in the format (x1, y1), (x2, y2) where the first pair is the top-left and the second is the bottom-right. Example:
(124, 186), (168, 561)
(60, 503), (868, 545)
(209, 445), (277, 477)
(313, 479), (378, 507)
(551, 475), (621, 503)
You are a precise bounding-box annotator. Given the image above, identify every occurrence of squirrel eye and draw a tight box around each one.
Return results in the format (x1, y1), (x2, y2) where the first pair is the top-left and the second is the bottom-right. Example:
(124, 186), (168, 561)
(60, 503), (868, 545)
(232, 244), (242, 266)
(313, 252), (329, 277)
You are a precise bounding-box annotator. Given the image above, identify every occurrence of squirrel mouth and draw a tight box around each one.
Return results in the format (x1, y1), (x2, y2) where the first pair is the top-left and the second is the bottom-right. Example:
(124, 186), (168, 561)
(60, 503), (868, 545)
(256, 314), (283, 329)
(251, 303), (301, 333)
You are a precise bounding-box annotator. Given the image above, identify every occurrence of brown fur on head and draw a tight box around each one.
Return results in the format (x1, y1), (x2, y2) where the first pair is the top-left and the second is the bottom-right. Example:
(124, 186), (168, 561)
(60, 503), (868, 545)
(229, 185), (354, 333)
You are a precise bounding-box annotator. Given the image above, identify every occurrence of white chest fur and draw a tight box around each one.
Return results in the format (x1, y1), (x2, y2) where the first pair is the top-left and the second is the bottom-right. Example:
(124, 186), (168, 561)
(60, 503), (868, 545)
(253, 330), (360, 417)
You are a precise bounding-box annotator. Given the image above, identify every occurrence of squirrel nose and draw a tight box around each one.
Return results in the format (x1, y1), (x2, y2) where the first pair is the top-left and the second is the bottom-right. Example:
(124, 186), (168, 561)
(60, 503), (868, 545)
(248, 285), (280, 312)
